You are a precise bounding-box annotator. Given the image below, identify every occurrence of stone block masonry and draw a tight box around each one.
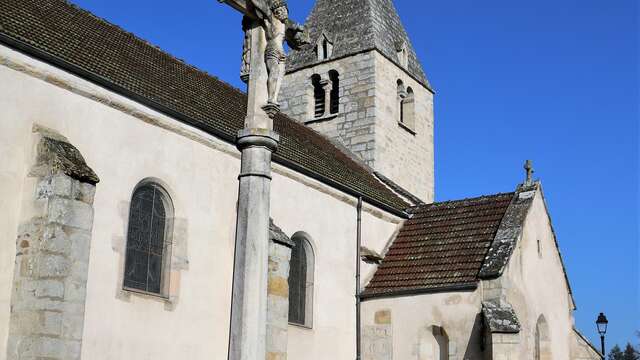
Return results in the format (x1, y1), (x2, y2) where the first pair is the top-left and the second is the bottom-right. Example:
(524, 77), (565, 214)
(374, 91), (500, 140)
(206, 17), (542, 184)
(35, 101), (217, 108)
(6, 127), (98, 360)
(280, 51), (378, 166)
(266, 240), (292, 360)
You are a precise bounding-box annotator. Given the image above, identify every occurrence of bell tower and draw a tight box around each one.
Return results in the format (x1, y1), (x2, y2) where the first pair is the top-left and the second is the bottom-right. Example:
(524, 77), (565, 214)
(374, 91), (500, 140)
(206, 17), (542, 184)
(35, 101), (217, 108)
(279, 0), (435, 202)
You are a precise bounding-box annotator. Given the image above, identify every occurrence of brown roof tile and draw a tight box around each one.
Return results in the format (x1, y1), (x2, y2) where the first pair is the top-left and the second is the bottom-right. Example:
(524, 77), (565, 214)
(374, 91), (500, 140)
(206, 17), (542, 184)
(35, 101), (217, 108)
(363, 192), (515, 297)
(0, 0), (409, 212)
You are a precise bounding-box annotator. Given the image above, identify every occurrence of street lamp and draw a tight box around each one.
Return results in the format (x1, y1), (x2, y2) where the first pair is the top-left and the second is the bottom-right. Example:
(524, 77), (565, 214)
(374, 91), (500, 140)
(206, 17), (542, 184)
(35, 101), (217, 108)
(596, 312), (608, 356)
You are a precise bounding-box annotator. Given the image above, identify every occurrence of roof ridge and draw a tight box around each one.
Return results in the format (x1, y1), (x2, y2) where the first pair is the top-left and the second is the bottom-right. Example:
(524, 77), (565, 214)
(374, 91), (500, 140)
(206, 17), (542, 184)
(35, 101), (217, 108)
(410, 191), (514, 210)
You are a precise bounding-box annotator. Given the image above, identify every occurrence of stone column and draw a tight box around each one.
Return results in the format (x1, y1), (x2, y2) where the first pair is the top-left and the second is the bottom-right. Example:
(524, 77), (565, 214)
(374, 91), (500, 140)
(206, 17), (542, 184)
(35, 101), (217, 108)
(228, 19), (280, 360)
(6, 127), (99, 360)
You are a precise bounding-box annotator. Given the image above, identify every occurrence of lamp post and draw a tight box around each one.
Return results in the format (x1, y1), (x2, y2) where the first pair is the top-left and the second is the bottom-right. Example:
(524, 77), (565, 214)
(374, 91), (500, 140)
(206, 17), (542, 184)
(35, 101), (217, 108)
(596, 312), (608, 357)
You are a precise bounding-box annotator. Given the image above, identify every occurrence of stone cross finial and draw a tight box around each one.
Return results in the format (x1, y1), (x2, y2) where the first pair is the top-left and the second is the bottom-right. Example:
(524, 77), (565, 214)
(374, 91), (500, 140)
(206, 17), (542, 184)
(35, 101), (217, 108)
(524, 160), (534, 185)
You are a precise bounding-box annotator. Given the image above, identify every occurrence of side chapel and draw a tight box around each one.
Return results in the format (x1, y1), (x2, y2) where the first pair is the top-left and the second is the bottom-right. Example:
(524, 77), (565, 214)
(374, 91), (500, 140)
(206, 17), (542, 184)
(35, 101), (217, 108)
(0, 0), (602, 359)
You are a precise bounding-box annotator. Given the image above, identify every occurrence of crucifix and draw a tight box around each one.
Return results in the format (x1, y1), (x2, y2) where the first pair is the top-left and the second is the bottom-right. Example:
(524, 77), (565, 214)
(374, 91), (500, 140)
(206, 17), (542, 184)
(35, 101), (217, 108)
(221, 0), (307, 122)
(217, 1), (307, 360)
(524, 160), (534, 185)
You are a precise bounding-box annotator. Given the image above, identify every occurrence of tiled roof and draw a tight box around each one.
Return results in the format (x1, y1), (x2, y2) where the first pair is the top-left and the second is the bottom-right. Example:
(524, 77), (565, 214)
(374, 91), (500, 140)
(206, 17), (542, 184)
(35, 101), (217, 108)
(363, 192), (515, 297)
(286, 0), (431, 89)
(0, 0), (409, 212)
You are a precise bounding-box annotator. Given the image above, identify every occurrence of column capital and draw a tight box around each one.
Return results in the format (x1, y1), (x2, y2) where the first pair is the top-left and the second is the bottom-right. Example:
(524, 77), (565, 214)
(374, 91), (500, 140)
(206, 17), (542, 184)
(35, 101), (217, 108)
(236, 128), (280, 152)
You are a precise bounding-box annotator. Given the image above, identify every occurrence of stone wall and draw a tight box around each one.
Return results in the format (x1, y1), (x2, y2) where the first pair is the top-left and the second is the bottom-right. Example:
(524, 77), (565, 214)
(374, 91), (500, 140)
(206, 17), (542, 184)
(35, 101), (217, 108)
(363, 309), (393, 360)
(266, 235), (293, 360)
(6, 130), (98, 359)
(281, 51), (378, 166)
(372, 52), (434, 202)
(281, 50), (435, 202)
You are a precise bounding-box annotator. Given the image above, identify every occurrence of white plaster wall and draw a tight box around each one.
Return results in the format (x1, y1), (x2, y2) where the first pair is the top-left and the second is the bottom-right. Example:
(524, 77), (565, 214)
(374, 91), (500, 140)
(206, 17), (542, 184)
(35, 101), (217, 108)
(0, 61), (32, 360)
(0, 44), (404, 360)
(499, 189), (577, 359)
(361, 290), (484, 360)
(271, 166), (401, 360)
(373, 52), (435, 203)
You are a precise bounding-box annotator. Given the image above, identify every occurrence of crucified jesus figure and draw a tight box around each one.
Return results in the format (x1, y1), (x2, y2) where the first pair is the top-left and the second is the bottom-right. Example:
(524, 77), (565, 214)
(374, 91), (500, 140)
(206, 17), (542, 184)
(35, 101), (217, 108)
(248, 0), (308, 108)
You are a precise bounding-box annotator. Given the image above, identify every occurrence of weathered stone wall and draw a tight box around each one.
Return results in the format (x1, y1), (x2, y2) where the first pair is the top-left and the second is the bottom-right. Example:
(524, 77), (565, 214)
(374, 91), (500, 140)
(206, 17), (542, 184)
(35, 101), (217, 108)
(266, 240), (293, 360)
(372, 52), (434, 202)
(281, 50), (434, 202)
(363, 309), (393, 360)
(490, 188), (589, 359)
(6, 130), (98, 360)
(281, 51), (378, 166)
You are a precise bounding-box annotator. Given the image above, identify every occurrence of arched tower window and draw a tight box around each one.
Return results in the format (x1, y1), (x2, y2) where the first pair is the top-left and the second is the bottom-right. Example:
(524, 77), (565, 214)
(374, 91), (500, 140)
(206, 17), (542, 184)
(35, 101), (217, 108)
(402, 87), (416, 130)
(535, 315), (552, 360)
(288, 232), (315, 327)
(397, 79), (406, 122)
(124, 181), (173, 295)
(311, 74), (325, 118)
(329, 70), (340, 114)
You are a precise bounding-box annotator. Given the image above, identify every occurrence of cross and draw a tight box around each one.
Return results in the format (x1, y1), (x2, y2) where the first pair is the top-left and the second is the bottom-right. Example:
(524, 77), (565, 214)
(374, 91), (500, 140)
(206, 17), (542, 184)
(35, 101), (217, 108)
(218, 2), (307, 360)
(524, 160), (534, 185)
(218, 0), (308, 124)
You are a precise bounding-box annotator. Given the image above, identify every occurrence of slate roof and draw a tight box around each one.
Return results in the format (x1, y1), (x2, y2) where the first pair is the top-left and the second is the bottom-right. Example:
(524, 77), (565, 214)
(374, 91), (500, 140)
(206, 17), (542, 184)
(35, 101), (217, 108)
(287, 0), (431, 89)
(0, 0), (409, 212)
(362, 192), (515, 297)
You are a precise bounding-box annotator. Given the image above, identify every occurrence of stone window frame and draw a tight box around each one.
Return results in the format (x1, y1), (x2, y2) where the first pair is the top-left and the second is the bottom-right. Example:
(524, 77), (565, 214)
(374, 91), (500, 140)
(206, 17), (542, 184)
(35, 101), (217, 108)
(288, 231), (315, 329)
(122, 178), (175, 299)
(328, 70), (340, 115)
(316, 33), (333, 61)
(397, 41), (409, 69)
(311, 73), (327, 119)
(535, 314), (552, 360)
(397, 80), (417, 134)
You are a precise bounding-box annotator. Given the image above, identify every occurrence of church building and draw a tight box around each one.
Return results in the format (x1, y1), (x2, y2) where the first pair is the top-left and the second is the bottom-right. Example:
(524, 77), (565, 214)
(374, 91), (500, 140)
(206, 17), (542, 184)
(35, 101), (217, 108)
(0, 0), (602, 359)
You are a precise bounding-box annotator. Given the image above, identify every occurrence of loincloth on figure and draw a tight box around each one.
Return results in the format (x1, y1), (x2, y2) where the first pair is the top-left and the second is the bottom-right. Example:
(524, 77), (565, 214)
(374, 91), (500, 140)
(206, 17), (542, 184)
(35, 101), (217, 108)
(265, 43), (286, 63)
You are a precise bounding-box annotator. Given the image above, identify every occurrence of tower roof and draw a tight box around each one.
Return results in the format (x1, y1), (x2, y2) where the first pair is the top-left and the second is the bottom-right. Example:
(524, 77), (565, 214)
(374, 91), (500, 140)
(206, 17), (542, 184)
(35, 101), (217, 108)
(287, 0), (431, 89)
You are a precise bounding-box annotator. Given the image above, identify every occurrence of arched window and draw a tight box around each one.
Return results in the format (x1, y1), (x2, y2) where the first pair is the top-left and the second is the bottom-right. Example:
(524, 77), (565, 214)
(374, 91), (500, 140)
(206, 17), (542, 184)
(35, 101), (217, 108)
(312, 74), (325, 118)
(124, 181), (173, 295)
(418, 325), (449, 360)
(401, 87), (416, 130)
(288, 232), (314, 327)
(316, 33), (333, 61)
(329, 70), (340, 114)
(397, 79), (406, 121)
(397, 41), (408, 69)
(535, 315), (552, 360)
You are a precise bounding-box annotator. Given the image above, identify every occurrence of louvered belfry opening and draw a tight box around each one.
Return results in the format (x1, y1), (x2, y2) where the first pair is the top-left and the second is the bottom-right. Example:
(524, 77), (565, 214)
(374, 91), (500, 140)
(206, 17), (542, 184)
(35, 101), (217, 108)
(312, 74), (325, 118)
(288, 236), (308, 325)
(124, 183), (170, 295)
(329, 70), (340, 115)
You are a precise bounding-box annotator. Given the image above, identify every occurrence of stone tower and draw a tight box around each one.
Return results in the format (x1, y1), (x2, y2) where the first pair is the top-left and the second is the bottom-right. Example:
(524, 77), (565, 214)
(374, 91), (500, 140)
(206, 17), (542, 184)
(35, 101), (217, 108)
(279, 0), (435, 202)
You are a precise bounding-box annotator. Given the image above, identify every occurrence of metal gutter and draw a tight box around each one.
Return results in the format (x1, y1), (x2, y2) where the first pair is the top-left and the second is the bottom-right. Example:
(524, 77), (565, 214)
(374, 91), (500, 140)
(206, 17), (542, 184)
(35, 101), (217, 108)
(355, 197), (363, 360)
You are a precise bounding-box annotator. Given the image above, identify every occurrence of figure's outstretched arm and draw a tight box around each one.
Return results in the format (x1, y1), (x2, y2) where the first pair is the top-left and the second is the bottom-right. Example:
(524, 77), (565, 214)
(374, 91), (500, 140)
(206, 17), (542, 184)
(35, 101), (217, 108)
(248, 0), (272, 21)
(285, 20), (310, 50)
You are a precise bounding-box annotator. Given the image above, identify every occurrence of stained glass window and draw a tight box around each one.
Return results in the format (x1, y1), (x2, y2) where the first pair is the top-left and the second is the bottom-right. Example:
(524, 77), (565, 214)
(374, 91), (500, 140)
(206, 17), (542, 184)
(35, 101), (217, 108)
(124, 183), (170, 295)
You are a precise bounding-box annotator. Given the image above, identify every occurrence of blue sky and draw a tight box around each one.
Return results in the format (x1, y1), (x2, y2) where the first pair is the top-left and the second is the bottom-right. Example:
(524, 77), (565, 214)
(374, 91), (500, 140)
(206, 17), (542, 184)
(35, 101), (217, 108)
(71, 0), (638, 350)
